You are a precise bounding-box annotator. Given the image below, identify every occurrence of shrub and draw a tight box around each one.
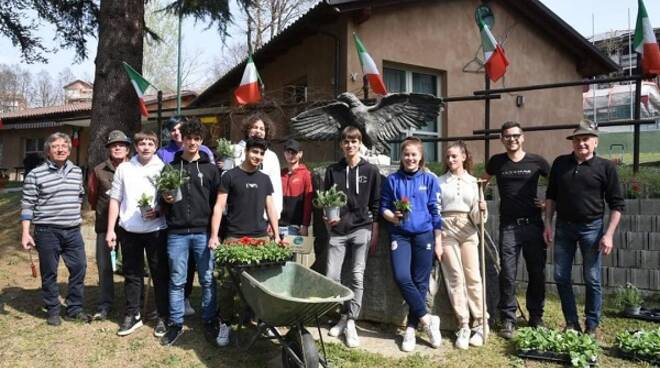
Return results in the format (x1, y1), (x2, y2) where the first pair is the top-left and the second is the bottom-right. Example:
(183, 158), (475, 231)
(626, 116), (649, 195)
(313, 184), (348, 208)
(614, 282), (644, 309)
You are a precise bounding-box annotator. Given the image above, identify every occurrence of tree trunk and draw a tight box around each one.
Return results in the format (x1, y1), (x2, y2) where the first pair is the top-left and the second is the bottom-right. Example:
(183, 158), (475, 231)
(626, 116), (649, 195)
(88, 0), (145, 167)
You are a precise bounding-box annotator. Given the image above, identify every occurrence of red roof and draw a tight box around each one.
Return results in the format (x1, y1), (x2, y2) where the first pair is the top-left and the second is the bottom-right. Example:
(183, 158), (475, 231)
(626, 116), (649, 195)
(0, 102), (91, 120)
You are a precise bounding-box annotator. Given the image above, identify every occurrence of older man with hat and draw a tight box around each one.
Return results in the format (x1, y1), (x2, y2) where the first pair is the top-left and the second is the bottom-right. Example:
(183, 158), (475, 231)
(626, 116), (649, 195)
(87, 130), (131, 320)
(543, 119), (624, 337)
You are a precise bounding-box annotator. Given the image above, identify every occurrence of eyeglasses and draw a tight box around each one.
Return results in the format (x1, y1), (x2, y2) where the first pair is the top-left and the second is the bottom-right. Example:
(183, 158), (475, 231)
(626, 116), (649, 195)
(502, 134), (522, 141)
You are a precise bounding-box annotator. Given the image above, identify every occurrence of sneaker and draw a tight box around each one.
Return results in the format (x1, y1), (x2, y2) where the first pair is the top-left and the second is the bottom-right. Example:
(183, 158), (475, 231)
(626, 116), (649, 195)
(401, 326), (416, 352)
(63, 311), (92, 323)
(344, 319), (360, 348)
(585, 325), (598, 338)
(117, 314), (143, 336)
(469, 325), (484, 347)
(329, 314), (348, 337)
(528, 317), (545, 328)
(93, 308), (109, 321)
(160, 324), (183, 346)
(424, 315), (442, 348)
(563, 321), (582, 334)
(216, 322), (231, 347)
(154, 318), (167, 337)
(47, 315), (62, 326)
(499, 320), (515, 340)
(203, 321), (218, 345)
(455, 326), (471, 350)
(184, 298), (195, 316)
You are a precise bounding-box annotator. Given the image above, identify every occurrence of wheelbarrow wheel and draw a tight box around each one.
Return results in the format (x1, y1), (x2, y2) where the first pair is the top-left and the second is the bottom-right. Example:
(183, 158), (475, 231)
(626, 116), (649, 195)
(281, 327), (319, 368)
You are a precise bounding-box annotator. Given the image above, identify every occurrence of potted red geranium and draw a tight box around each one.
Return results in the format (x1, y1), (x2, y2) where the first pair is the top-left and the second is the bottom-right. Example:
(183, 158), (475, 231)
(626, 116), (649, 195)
(393, 196), (412, 224)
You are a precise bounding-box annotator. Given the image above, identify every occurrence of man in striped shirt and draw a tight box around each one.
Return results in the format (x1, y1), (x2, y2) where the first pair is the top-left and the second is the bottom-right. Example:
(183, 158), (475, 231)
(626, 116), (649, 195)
(21, 132), (88, 326)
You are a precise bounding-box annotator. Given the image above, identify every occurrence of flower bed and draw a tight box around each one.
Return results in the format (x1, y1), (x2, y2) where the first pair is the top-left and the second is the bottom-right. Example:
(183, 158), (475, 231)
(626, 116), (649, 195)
(214, 237), (293, 267)
(513, 327), (600, 368)
(614, 328), (660, 365)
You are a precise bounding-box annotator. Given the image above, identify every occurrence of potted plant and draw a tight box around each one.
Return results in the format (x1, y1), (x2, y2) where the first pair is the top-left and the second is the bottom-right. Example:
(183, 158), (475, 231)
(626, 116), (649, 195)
(614, 282), (644, 315)
(393, 196), (412, 224)
(214, 237), (293, 266)
(313, 184), (348, 222)
(216, 138), (235, 170)
(151, 164), (190, 202)
(137, 193), (153, 219)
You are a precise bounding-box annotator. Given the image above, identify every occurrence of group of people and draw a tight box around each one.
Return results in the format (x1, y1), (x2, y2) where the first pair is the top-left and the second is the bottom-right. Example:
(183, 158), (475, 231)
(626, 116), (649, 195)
(20, 111), (623, 353)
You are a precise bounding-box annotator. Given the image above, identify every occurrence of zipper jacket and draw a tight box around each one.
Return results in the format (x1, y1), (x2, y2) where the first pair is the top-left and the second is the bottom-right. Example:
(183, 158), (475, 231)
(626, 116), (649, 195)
(324, 158), (381, 235)
(280, 164), (313, 226)
(381, 169), (442, 234)
(163, 151), (221, 234)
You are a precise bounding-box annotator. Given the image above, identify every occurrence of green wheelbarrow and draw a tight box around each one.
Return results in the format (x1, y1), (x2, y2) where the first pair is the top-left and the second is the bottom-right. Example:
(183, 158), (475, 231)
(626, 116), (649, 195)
(227, 261), (354, 368)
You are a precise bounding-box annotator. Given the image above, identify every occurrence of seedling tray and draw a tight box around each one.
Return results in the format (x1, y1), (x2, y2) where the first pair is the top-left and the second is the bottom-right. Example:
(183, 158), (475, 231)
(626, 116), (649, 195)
(516, 349), (597, 366)
(615, 348), (660, 366)
(623, 308), (660, 322)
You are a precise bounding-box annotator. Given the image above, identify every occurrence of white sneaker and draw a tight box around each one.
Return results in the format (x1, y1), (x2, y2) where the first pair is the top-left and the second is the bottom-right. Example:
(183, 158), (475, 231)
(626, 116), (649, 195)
(455, 326), (471, 350)
(469, 325), (484, 347)
(344, 319), (360, 348)
(216, 322), (230, 347)
(401, 326), (416, 352)
(184, 298), (195, 316)
(329, 314), (348, 337)
(424, 315), (442, 348)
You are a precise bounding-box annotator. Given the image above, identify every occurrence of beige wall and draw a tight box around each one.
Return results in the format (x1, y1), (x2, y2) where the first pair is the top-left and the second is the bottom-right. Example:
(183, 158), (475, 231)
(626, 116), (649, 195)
(345, 0), (586, 163)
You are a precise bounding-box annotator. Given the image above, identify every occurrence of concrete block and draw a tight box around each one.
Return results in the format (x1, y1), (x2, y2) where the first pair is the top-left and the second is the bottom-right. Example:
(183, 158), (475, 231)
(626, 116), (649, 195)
(602, 249), (617, 267)
(571, 265), (583, 285)
(573, 252), (583, 265)
(650, 270), (660, 290)
(628, 269), (651, 290)
(624, 199), (640, 215)
(545, 264), (555, 282)
(625, 232), (648, 250)
(637, 216), (655, 232)
(648, 233), (660, 251)
(617, 250), (638, 268)
(637, 251), (660, 270)
(640, 199), (660, 215)
(607, 267), (628, 287)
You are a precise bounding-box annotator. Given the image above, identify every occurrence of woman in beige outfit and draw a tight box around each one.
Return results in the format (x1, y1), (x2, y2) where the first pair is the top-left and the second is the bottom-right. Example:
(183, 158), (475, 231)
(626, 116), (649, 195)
(437, 141), (488, 350)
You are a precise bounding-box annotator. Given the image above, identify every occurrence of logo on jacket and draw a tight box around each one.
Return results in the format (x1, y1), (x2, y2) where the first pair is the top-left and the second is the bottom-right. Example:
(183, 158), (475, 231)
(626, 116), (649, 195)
(358, 175), (367, 184)
(419, 185), (427, 191)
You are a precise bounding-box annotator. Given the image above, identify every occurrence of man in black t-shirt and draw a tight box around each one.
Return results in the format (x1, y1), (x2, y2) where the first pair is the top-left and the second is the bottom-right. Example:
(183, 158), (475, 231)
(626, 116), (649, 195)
(209, 137), (280, 244)
(485, 121), (550, 339)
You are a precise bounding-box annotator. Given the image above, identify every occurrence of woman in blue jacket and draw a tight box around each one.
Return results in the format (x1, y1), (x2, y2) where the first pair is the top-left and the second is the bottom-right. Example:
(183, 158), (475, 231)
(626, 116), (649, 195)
(381, 137), (443, 352)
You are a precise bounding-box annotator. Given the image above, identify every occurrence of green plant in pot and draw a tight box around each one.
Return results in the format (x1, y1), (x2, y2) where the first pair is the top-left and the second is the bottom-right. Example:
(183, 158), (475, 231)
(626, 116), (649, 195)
(313, 184), (348, 222)
(137, 193), (153, 219)
(152, 164), (190, 203)
(216, 138), (235, 170)
(614, 282), (644, 315)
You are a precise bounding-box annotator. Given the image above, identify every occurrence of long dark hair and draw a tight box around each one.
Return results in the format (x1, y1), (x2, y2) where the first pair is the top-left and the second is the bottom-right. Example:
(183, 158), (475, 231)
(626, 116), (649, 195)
(241, 112), (275, 140)
(444, 141), (473, 174)
(399, 136), (425, 171)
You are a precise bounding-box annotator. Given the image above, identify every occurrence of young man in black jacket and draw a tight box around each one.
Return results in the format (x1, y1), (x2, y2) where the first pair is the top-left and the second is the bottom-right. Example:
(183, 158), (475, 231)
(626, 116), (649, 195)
(159, 119), (224, 347)
(324, 126), (381, 348)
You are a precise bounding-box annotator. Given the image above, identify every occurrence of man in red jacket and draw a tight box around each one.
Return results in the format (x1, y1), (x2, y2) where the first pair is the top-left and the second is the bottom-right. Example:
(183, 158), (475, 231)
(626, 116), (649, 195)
(280, 139), (313, 237)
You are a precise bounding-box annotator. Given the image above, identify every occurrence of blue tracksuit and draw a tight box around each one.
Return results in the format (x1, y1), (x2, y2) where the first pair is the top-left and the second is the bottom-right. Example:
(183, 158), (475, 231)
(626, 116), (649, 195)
(380, 169), (443, 327)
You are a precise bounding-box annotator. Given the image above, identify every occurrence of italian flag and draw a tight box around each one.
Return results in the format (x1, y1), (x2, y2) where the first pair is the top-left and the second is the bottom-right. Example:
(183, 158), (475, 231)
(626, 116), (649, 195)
(634, 0), (660, 76)
(353, 33), (387, 96)
(479, 18), (509, 82)
(234, 55), (262, 105)
(122, 62), (152, 117)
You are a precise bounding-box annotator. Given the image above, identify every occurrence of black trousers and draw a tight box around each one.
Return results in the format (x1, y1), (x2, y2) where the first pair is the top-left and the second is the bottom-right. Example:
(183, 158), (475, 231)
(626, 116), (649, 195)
(118, 228), (169, 318)
(498, 220), (547, 322)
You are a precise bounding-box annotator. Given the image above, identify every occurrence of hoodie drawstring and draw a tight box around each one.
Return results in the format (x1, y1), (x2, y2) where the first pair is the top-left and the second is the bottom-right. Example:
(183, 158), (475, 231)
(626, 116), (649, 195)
(346, 164), (360, 195)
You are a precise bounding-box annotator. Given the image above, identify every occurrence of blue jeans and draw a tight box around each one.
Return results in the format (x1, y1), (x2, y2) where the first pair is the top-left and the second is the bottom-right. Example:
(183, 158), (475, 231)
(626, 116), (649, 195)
(390, 231), (435, 328)
(553, 218), (603, 329)
(34, 225), (86, 317)
(279, 225), (301, 238)
(167, 233), (216, 326)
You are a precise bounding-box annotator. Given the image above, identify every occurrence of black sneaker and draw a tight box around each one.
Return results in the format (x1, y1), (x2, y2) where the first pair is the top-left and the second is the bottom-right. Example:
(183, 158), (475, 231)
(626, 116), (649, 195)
(93, 308), (110, 321)
(585, 325), (598, 338)
(117, 314), (143, 336)
(154, 318), (167, 337)
(499, 320), (515, 339)
(203, 320), (218, 345)
(563, 321), (582, 334)
(47, 315), (62, 326)
(63, 311), (92, 323)
(528, 317), (545, 328)
(160, 324), (183, 346)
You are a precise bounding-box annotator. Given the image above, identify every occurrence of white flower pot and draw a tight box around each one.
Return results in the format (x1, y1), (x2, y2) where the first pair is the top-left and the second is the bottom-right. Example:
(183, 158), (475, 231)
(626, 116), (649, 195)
(324, 207), (341, 222)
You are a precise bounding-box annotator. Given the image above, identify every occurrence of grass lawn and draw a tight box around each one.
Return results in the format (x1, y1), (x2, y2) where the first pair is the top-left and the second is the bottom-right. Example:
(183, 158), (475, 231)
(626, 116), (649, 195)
(0, 192), (657, 368)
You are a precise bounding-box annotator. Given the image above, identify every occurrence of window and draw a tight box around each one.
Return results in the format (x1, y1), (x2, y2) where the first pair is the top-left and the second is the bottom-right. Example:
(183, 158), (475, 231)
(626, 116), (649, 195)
(25, 138), (45, 158)
(284, 77), (308, 104)
(383, 66), (442, 161)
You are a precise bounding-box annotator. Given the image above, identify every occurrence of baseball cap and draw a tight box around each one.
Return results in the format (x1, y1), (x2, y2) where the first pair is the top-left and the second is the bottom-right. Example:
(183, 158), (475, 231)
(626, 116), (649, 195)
(284, 139), (302, 152)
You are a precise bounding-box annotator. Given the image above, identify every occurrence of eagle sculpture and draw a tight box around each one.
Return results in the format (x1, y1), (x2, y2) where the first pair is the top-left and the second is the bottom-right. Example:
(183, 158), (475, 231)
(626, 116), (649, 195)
(290, 92), (444, 154)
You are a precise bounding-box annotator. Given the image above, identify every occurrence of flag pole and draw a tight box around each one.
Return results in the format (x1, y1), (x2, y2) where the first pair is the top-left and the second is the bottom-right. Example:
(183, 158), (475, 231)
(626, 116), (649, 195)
(478, 179), (488, 342)
(176, 6), (183, 115)
(157, 91), (163, 144)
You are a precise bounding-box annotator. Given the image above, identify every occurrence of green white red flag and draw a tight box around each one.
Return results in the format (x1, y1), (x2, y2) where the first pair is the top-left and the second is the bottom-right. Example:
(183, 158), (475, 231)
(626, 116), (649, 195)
(353, 33), (387, 96)
(234, 55), (262, 105)
(479, 18), (509, 82)
(634, 0), (660, 75)
(122, 62), (152, 117)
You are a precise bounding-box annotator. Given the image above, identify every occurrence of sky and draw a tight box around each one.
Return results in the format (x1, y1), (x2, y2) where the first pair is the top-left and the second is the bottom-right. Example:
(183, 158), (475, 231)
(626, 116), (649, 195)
(0, 0), (659, 88)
